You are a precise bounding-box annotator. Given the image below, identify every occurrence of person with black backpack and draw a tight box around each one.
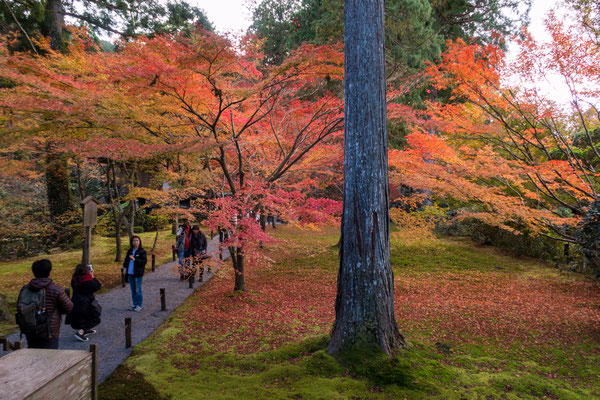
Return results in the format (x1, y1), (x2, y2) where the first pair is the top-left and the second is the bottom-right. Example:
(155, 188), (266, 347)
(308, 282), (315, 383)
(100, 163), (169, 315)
(65, 264), (102, 342)
(16, 259), (73, 349)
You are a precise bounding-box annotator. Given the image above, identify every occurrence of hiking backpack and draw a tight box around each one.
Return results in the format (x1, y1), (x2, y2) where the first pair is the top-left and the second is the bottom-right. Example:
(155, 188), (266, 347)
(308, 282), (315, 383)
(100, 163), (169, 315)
(15, 286), (50, 338)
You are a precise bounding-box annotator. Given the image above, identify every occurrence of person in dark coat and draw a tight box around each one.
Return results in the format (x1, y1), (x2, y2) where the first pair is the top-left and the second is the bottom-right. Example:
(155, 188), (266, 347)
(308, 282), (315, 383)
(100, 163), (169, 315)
(21, 259), (73, 349)
(122, 235), (147, 312)
(189, 225), (207, 258)
(185, 226), (208, 279)
(65, 264), (101, 342)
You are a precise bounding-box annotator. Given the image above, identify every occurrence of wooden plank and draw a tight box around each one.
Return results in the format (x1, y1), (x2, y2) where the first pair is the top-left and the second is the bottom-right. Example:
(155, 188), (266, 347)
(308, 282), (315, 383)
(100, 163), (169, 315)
(0, 349), (90, 400)
(28, 356), (91, 400)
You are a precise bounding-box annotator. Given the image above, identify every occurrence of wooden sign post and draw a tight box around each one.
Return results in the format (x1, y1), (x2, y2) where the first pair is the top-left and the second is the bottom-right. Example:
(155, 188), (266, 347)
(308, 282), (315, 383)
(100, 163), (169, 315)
(80, 196), (99, 266)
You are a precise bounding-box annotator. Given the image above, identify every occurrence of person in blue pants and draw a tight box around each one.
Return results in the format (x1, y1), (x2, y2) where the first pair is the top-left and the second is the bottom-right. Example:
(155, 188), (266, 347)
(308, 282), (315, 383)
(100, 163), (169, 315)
(122, 236), (147, 312)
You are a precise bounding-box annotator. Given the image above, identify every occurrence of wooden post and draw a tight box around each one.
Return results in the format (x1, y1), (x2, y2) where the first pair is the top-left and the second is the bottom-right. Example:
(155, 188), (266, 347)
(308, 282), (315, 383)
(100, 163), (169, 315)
(80, 196), (98, 266)
(125, 317), (132, 348)
(160, 288), (166, 311)
(172, 245), (176, 261)
(151, 254), (156, 272)
(188, 274), (194, 288)
(0, 338), (7, 351)
(121, 271), (125, 288)
(89, 343), (98, 400)
(14, 340), (24, 350)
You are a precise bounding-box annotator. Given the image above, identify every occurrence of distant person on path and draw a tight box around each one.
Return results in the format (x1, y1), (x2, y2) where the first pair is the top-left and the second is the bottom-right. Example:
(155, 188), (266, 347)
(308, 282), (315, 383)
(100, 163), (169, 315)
(176, 219), (192, 280)
(66, 264), (102, 342)
(122, 236), (147, 312)
(187, 225), (208, 279)
(190, 225), (207, 258)
(16, 259), (73, 349)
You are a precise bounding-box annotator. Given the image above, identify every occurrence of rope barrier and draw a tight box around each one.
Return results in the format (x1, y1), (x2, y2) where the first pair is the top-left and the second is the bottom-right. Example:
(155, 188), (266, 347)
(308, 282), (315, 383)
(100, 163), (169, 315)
(97, 325), (127, 364)
(96, 293), (164, 363)
(94, 243), (224, 366)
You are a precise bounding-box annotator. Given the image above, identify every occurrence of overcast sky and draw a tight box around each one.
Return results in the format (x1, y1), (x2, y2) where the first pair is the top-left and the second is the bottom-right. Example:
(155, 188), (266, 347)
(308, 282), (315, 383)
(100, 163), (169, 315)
(192, 0), (571, 103)
(191, 0), (254, 37)
(193, 0), (559, 40)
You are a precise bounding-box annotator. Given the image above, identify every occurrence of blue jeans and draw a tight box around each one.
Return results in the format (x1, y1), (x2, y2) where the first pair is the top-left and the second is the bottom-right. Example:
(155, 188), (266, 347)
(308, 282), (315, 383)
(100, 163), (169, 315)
(128, 275), (143, 307)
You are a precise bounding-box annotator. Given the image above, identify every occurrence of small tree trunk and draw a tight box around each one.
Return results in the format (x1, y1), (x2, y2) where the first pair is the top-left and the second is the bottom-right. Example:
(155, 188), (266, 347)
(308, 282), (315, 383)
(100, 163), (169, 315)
(75, 160), (86, 202)
(260, 211), (266, 231)
(124, 201), (135, 239)
(231, 247), (245, 291)
(114, 218), (122, 262)
(46, 144), (73, 220)
(172, 215), (178, 234)
(152, 226), (159, 253)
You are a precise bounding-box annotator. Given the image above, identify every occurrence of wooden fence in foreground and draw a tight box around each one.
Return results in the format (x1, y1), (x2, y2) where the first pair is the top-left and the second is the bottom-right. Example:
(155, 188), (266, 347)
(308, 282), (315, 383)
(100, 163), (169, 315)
(0, 344), (97, 400)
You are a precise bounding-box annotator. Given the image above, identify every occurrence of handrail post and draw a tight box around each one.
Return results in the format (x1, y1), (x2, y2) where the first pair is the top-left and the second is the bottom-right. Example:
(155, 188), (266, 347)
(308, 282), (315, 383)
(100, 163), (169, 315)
(125, 318), (132, 348)
(89, 343), (98, 400)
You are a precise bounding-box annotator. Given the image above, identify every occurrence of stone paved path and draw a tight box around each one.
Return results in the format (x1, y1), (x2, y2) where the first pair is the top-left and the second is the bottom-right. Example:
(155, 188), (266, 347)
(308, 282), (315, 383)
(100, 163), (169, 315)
(0, 235), (228, 383)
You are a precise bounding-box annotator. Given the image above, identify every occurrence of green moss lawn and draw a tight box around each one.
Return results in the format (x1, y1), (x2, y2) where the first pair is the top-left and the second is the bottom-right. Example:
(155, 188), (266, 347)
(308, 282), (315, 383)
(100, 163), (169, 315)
(98, 225), (600, 399)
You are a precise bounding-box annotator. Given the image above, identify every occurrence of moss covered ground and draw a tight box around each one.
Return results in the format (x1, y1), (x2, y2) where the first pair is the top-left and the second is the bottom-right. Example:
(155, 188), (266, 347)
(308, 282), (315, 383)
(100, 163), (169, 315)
(96, 225), (599, 398)
(0, 230), (175, 336)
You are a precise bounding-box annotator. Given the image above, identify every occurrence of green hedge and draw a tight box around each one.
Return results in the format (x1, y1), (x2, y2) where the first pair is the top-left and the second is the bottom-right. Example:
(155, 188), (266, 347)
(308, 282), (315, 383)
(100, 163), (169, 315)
(439, 218), (567, 262)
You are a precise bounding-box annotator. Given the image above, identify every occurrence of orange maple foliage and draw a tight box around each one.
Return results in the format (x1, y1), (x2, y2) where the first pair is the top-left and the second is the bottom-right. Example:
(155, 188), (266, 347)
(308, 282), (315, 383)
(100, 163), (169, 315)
(389, 13), (600, 242)
(0, 28), (344, 288)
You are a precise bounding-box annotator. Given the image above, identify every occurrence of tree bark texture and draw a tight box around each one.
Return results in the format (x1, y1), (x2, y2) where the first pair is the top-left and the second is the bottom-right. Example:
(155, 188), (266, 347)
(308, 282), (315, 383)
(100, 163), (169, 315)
(114, 222), (122, 263)
(45, 145), (73, 219)
(42, 0), (65, 52)
(230, 247), (245, 292)
(328, 0), (405, 355)
(127, 200), (135, 239)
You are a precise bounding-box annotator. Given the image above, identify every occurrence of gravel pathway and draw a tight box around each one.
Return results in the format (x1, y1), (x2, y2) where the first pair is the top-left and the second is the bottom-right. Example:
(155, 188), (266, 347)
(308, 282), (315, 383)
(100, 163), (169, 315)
(0, 236), (228, 383)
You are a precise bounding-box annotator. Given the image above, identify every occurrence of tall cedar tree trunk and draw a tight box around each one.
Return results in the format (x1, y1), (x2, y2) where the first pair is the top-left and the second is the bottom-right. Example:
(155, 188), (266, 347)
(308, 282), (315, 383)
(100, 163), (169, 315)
(42, 0), (65, 51)
(328, 0), (405, 355)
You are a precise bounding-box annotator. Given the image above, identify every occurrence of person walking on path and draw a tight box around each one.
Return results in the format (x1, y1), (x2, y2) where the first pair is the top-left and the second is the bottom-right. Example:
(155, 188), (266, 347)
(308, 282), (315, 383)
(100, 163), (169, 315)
(65, 264), (102, 342)
(186, 225), (208, 279)
(175, 219), (192, 280)
(122, 236), (147, 312)
(17, 259), (73, 349)
(190, 225), (207, 257)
